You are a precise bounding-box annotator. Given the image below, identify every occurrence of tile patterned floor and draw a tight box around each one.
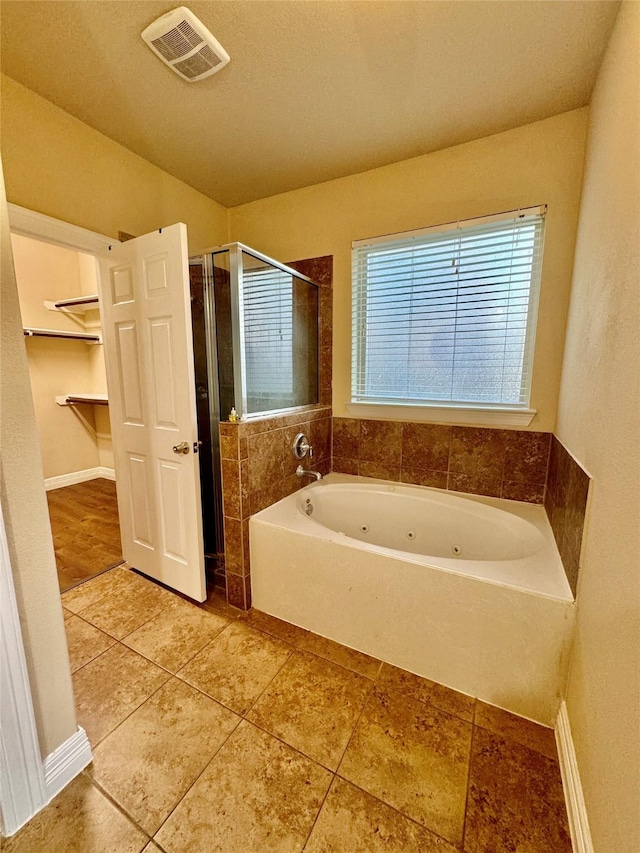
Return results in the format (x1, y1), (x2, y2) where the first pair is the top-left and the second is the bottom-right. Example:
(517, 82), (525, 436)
(5, 565), (572, 853)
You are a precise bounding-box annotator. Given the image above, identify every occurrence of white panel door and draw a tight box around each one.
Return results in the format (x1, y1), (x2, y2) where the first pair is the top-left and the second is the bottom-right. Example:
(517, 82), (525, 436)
(99, 224), (206, 601)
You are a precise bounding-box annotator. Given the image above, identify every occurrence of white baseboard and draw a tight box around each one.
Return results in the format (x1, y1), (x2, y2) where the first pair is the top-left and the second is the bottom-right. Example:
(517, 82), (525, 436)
(43, 726), (92, 802)
(556, 701), (594, 853)
(44, 467), (115, 490)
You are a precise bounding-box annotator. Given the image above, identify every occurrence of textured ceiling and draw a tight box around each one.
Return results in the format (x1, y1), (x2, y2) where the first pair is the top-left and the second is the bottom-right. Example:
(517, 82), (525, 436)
(0, 0), (620, 207)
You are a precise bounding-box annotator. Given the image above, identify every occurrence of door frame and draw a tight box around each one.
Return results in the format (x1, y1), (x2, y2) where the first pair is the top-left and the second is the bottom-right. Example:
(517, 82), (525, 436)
(1, 205), (117, 836)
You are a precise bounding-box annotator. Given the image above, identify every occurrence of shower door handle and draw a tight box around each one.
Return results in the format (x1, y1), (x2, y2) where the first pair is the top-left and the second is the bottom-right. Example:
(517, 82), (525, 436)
(172, 441), (191, 455)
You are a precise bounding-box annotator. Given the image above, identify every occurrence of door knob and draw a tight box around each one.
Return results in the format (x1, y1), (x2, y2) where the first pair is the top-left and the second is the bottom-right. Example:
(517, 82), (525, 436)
(172, 441), (190, 455)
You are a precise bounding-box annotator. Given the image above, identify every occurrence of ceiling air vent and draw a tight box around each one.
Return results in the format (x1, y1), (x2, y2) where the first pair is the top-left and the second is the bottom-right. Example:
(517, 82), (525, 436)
(141, 6), (230, 82)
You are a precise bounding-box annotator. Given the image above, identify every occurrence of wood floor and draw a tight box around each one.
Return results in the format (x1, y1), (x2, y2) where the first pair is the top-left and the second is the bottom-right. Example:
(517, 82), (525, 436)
(47, 478), (123, 592)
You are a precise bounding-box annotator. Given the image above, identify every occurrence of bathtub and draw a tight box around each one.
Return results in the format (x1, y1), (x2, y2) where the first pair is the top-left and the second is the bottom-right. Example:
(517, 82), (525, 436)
(250, 474), (575, 725)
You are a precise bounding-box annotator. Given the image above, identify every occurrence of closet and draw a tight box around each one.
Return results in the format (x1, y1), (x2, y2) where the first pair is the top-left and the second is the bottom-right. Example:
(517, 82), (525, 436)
(11, 233), (122, 591)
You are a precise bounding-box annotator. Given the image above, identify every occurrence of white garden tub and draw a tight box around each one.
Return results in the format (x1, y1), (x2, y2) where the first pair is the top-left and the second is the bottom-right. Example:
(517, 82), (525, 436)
(250, 474), (575, 725)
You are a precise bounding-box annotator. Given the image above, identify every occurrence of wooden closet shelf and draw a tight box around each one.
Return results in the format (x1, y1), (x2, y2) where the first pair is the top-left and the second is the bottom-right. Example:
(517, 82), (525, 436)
(56, 394), (109, 406)
(23, 327), (102, 343)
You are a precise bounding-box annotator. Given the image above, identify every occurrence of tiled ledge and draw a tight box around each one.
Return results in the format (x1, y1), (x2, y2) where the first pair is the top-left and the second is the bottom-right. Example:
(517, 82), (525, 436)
(332, 418), (551, 504)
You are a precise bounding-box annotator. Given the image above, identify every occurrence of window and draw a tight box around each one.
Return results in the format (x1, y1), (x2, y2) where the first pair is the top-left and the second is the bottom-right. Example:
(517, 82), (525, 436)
(351, 207), (545, 417)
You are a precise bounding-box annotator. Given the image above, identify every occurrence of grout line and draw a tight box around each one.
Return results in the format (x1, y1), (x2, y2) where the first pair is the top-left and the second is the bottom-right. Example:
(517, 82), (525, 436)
(461, 721), (477, 852)
(85, 771), (154, 842)
(300, 770), (337, 851)
(333, 672), (378, 778)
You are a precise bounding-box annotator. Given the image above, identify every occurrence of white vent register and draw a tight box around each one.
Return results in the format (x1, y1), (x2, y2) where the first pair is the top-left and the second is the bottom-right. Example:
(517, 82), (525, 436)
(142, 6), (230, 82)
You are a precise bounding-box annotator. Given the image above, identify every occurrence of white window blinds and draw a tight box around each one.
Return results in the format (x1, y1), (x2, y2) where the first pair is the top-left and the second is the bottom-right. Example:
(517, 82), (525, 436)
(243, 266), (294, 411)
(351, 207), (546, 409)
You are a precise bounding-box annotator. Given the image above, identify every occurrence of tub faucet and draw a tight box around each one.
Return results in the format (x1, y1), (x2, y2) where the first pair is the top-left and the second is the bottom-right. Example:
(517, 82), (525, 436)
(296, 464), (323, 481)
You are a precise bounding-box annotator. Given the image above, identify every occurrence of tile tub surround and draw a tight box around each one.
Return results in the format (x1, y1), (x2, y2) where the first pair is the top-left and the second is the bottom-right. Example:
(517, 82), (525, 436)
(544, 435), (591, 597)
(215, 254), (333, 606)
(219, 405), (332, 609)
(8, 564), (571, 852)
(332, 418), (551, 504)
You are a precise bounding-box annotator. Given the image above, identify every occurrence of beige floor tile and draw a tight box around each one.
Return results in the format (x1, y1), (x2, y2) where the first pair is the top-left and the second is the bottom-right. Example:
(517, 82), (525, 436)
(177, 621), (292, 714)
(73, 644), (170, 745)
(78, 571), (177, 639)
(203, 585), (241, 618)
(123, 598), (229, 672)
(474, 701), (558, 760)
(339, 688), (472, 846)
(63, 607), (74, 620)
(239, 608), (309, 645)
(378, 662), (476, 722)
(61, 565), (132, 614)
(299, 632), (382, 679)
(305, 777), (458, 852)
(2, 774), (147, 853)
(65, 614), (116, 673)
(91, 678), (241, 834)
(464, 726), (571, 852)
(248, 650), (371, 769)
(154, 720), (332, 853)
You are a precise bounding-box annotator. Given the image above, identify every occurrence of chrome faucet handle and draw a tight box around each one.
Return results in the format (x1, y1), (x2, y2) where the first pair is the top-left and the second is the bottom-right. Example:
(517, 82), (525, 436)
(293, 433), (310, 459)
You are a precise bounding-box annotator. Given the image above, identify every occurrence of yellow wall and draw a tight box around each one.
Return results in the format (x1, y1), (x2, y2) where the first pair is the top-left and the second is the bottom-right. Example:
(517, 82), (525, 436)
(557, 4), (640, 851)
(0, 164), (78, 758)
(11, 234), (111, 480)
(0, 74), (228, 253)
(229, 109), (588, 430)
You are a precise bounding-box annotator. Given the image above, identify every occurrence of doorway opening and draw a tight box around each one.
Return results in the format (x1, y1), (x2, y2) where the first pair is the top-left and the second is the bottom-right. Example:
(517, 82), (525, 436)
(10, 233), (123, 592)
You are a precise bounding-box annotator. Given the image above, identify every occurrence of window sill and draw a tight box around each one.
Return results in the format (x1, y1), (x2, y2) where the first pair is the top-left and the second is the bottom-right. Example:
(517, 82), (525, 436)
(346, 402), (537, 428)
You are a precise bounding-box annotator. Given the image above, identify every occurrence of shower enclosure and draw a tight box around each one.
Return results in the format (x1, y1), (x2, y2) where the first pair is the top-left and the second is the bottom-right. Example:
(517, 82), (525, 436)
(188, 243), (320, 577)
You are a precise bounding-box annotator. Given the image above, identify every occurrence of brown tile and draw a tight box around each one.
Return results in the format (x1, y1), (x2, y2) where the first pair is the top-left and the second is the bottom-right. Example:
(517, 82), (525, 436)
(288, 255), (333, 288)
(76, 571), (177, 640)
(61, 565), (131, 614)
(91, 678), (240, 835)
(401, 467), (448, 489)
(239, 435), (249, 459)
(305, 776), (457, 853)
(503, 430), (550, 484)
(226, 571), (249, 610)
(448, 472), (501, 498)
(359, 460), (401, 481)
(221, 458), (241, 519)
(122, 597), (229, 673)
(339, 688), (472, 845)
(203, 584), (240, 618)
(565, 459), (590, 556)
(219, 433), (239, 460)
(239, 608), (309, 645)
(300, 632), (382, 679)
(219, 422), (239, 438)
(379, 663), (475, 722)
(309, 416), (332, 462)
(501, 480), (545, 504)
(247, 429), (286, 493)
(250, 481), (286, 514)
(474, 701), (558, 761)
(248, 650), (372, 769)
(402, 423), (451, 471)
(223, 516), (244, 574)
(72, 644), (170, 746)
(360, 420), (403, 466)
(2, 774), (147, 853)
(242, 518), (251, 570)
(559, 533), (580, 596)
(64, 615), (116, 673)
(320, 384), (332, 406)
(332, 456), (359, 475)
(464, 727), (571, 853)
(240, 458), (250, 516)
(319, 344), (332, 386)
(154, 720), (332, 853)
(332, 417), (361, 459)
(320, 286), (333, 345)
(177, 620), (292, 714)
(449, 426), (506, 479)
